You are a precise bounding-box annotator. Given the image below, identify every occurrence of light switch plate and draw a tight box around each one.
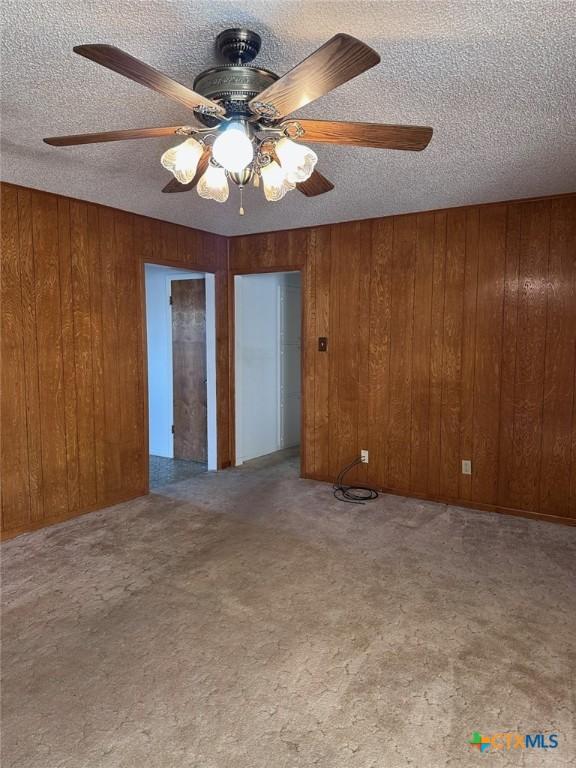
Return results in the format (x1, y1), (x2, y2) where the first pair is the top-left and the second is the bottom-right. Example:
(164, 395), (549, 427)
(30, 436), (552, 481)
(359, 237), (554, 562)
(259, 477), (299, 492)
(462, 459), (472, 475)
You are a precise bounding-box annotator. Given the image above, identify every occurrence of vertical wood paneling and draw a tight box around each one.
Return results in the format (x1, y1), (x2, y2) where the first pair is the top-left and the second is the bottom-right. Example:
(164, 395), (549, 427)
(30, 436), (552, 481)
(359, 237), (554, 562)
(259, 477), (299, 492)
(2, 183), (576, 536)
(1, 183), (229, 538)
(307, 227), (331, 476)
(506, 202), (551, 510)
(229, 194), (576, 524)
(70, 200), (98, 508)
(353, 224), (372, 486)
(1, 185), (31, 528)
(154, 220), (178, 263)
(133, 216), (153, 261)
(301, 237), (314, 477)
(57, 197), (81, 512)
(328, 223), (362, 474)
(427, 212), (447, 497)
(31, 191), (69, 517)
(387, 215), (417, 490)
(17, 188), (44, 521)
(458, 207), (479, 500)
(99, 207), (123, 498)
(327, 222), (343, 476)
(367, 217), (393, 488)
(410, 213), (435, 493)
(497, 204), (521, 509)
(540, 197), (576, 517)
(439, 209), (466, 498)
(87, 204), (106, 503)
(116, 212), (144, 492)
(471, 205), (507, 504)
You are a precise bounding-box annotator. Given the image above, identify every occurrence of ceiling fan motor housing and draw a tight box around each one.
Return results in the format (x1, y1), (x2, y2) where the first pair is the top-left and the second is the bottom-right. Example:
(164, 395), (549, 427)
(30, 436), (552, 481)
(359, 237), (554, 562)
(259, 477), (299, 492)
(193, 29), (278, 124)
(194, 66), (277, 112)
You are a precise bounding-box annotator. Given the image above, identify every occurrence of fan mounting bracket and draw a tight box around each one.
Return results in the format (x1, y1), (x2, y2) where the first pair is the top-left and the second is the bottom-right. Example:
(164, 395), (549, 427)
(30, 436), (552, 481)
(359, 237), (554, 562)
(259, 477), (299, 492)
(216, 29), (262, 65)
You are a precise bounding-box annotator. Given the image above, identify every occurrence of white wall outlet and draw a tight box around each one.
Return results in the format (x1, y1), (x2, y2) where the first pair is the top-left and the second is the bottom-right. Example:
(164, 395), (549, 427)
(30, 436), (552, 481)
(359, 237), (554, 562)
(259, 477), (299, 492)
(462, 459), (472, 475)
(361, 450), (369, 464)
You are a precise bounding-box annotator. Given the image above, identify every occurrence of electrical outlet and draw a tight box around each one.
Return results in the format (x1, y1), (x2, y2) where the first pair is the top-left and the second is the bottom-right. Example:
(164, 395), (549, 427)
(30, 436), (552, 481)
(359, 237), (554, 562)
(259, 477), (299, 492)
(361, 450), (369, 464)
(462, 459), (472, 475)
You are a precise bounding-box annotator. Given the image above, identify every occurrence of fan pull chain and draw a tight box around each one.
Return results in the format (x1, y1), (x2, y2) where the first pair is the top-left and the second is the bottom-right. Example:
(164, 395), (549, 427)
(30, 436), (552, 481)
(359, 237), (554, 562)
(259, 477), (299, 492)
(239, 185), (245, 216)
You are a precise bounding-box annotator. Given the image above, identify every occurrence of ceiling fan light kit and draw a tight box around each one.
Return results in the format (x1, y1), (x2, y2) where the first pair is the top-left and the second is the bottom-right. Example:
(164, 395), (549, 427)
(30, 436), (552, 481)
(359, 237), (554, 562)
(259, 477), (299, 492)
(160, 137), (204, 184)
(44, 28), (433, 217)
(197, 163), (229, 203)
(211, 121), (254, 173)
(275, 137), (318, 183)
(261, 159), (296, 202)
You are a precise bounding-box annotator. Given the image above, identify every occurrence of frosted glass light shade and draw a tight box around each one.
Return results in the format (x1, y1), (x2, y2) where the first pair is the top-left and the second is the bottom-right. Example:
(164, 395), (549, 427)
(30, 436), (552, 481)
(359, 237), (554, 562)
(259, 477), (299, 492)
(197, 165), (229, 202)
(275, 137), (317, 182)
(260, 160), (296, 202)
(212, 122), (254, 173)
(160, 138), (204, 184)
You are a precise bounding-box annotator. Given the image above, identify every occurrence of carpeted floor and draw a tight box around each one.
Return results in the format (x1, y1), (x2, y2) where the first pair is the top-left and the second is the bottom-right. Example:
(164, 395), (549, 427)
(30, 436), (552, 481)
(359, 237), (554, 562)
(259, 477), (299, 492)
(2, 452), (575, 767)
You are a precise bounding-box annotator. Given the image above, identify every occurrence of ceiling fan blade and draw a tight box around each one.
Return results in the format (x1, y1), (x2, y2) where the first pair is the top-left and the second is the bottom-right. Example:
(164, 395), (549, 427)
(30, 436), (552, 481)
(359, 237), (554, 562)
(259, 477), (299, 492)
(288, 120), (433, 151)
(44, 126), (197, 146)
(74, 44), (225, 115)
(297, 170), (334, 197)
(162, 147), (211, 193)
(249, 34), (379, 120)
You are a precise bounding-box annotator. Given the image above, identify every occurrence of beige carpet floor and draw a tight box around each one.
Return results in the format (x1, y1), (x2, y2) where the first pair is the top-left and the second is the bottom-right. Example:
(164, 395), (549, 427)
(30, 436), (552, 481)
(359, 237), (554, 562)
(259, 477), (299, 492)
(2, 452), (575, 767)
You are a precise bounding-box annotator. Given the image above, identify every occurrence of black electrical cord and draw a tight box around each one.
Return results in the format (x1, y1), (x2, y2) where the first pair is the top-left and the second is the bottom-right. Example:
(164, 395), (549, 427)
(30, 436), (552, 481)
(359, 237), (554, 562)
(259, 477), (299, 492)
(333, 457), (379, 505)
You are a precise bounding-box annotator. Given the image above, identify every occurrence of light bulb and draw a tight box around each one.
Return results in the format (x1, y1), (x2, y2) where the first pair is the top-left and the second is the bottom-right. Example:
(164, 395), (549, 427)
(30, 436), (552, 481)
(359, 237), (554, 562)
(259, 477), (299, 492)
(197, 165), (229, 203)
(212, 122), (254, 173)
(260, 160), (295, 202)
(160, 138), (203, 184)
(275, 137), (317, 183)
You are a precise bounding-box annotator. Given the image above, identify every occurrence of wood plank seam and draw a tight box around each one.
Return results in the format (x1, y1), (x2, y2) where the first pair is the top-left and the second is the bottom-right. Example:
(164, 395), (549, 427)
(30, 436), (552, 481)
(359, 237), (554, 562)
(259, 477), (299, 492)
(15, 192), (34, 525)
(54, 199), (72, 515)
(23, 191), (46, 521)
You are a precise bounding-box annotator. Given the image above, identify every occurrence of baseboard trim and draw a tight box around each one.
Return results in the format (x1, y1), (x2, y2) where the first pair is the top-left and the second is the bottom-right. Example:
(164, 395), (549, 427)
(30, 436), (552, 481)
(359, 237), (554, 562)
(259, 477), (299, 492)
(302, 472), (576, 526)
(0, 488), (148, 541)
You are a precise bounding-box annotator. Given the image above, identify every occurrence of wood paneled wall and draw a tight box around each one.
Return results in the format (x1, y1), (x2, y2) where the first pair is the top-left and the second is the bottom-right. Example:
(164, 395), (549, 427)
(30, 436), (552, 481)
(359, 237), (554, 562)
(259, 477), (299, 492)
(2, 183), (575, 537)
(1, 182), (229, 538)
(230, 194), (576, 523)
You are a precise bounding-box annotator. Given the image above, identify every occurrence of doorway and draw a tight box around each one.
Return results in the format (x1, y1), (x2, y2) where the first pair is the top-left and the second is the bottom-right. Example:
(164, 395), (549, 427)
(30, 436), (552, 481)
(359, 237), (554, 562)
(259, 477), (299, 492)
(234, 271), (302, 466)
(172, 279), (207, 463)
(144, 265), (218, 489)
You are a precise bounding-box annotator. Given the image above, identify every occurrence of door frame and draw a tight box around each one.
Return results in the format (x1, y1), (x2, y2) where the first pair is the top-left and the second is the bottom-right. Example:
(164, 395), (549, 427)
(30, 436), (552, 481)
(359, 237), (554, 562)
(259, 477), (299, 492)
(229, 265), (306, 472)
(277, 277), (302, 453)
(142, 262), (218, 475)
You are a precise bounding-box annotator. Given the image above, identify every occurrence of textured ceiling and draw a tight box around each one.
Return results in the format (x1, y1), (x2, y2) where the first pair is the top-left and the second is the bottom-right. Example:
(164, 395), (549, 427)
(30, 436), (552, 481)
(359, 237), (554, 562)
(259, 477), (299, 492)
(1, 0), (575, 236)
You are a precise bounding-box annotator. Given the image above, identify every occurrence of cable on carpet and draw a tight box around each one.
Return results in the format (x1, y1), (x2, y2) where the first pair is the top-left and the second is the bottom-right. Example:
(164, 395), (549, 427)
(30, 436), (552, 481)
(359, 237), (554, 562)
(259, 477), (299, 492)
(333, 457), (379, 505)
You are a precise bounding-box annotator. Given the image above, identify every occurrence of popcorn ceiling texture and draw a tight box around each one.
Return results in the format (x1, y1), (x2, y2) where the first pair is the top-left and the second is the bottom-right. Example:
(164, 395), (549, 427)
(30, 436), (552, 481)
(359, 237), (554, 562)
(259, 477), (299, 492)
(1, 0), (575, 236)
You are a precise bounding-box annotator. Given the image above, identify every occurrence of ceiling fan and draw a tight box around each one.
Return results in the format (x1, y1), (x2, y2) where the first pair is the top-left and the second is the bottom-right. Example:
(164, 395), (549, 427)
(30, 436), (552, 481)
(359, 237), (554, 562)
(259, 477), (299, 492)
(44, 28), (433, 215)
